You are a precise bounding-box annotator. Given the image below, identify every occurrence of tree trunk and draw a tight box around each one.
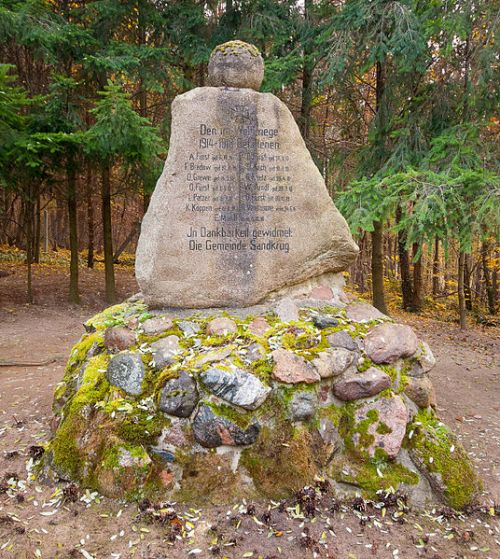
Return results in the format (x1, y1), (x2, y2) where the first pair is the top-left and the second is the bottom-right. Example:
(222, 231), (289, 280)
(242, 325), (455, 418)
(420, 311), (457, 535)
(411, 243), (423, 312)
(33, 186), (41, 263)
(25, 189), (34, 304)
(432, 237), (440, 296)
(371, 221), (388, 314)
(67, 155), (80, 304)
(299, 0), (314, 140)
(396, 205), (413, 310)
(458, 251), (467, 329)
(482, 240), (497, 315)
(86, 163), (95, 268)
(464, 253), (473, 311)
(101, 162), (116, 303)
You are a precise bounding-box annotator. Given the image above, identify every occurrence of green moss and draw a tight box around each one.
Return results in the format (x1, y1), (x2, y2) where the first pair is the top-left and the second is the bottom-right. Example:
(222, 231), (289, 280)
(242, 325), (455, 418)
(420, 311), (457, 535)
(249, 357), (273, 385)
(319, 404), (344, 428)
(85, 301), (146, 331)
(357, 356), (373, 372)
(376, 422), (392, 435)
(407, 409), (481, 509)
(331, 458), (419, 496)
(212, 40), (261, 58)
(117, 412), (170, 447)
(66, 332), (104, 373)
(240, 424), (324, 498)
(49, 353), (111, 478)
(206, 401), (254, 430)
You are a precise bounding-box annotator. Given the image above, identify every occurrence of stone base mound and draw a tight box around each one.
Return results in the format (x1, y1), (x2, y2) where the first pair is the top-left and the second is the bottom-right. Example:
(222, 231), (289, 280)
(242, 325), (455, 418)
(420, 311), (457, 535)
(44, 296), (481, 509)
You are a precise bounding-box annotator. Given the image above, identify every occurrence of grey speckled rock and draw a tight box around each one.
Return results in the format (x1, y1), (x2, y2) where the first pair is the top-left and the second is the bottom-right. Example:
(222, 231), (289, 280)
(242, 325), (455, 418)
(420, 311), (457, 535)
(312, 348), (354, 378)
(151, 335), (181, 369)
(290, 391), (317, 421)
(159, 371), (199, 417)
(364, 323), (418, 364)
(135, 82), (358, 309)
(208, 40), (264, 90)
(275, 298), (299, 322)
(106, 353), (145, 395)
(327, 330), (358, 351)
(192, 404), (260, 448)
(178, 320), (201, 337)
(201, 367), (270, 410)
(333, 367), (391, 401)
(312, 315), (339, 329)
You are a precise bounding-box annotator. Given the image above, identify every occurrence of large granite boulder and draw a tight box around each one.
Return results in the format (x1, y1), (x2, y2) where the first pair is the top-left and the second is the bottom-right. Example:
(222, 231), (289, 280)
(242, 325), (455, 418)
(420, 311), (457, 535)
(136, 43), (358, 308)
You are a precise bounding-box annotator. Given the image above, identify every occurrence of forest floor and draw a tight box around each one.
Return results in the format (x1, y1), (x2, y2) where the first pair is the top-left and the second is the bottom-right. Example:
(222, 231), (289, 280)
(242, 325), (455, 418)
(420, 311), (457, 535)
(0, 260), (499, 559)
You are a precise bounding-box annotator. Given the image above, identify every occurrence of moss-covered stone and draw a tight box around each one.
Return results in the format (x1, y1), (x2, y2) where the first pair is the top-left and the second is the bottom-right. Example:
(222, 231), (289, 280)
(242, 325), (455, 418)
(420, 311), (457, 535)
(407, 409), (481, 509)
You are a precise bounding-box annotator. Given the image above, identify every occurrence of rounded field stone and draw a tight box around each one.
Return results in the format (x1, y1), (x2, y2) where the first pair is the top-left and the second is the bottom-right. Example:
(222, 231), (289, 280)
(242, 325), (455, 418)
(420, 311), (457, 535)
(206, 317), (237, 336)
(150, 335), (181, 369)
(159, 371), (199, 418)
(106, 353), (145, 395)
(201, 367), (270, 410)
(142, 316), (174, 336)
(354, 396), (408, 459)
(327, 330), (358, 351)
(192, 404), (260, 448)
(333, 367), (391, 401)
(290, 391), (317, 421)
(364, 323), (418, 364)
(312, 348), (354, 378)
(404, 376), (436, 408)
(208, 40), (264, 90)
(103, 326), (137, 352)
(271, 348), (320, 384)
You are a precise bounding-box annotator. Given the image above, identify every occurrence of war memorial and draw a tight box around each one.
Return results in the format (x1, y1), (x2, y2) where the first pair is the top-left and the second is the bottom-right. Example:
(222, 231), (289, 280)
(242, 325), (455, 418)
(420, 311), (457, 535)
(45, 41), (480, 510)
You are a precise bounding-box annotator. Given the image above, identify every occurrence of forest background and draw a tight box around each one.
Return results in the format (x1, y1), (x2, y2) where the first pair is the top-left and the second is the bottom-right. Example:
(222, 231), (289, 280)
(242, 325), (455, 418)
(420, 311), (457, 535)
(0, 0), (498, 329)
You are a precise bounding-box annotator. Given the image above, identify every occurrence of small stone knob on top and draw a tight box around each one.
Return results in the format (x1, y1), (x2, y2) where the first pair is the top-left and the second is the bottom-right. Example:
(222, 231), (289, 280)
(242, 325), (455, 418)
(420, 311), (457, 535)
(207, 40), (264, 90)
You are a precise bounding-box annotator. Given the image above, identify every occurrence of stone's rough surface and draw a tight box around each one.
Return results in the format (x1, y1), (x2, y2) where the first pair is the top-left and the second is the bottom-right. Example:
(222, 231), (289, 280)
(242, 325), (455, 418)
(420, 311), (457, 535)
(290, 391), (317, 421)
(103, 327), (137, 352)
(201, 367), (270, 410)
(192, 404), (260, 447)
(346, 302), (388, 322)
(310, 285), (333, 300)
(333, 367), (391, 401)
(271, 348), (320, 384)
(354, 396), (409, 459)
(409, 342), (436, 376)
(48, 301), (479, 509)
(275, 298), (299, 322)
(313, 348), (354, 378)
(364, 323), (419, 364)
(244, 342), (266, 363)
(313, 315), (339, 329)
(206, 317), (237, 336)
(106, 353), (144, 395)
(193, 346), (234, 368)
(151, 335), (181, 369)
(178, 321), (200, 337)
(159, 372), (199, 417)
(247, 317), (271, 336)
(327, 330), (358, 351)
(208, 40), (264, 90)
(136, 85), (358, 309)
(404, 376), (436, 408)
(142, 316), (174, 335)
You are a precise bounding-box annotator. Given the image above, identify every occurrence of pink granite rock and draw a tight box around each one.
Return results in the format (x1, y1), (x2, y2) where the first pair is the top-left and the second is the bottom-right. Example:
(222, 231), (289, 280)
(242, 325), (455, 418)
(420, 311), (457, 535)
(346, 302), (389, 322)
(206, 317), (237, 336)
(271, 348), (320, 384)
(248, 317), (271, 337)
(310, 285), (334, 300)
(364, 323), (418, 364)
(103, 326), (137, 352)
(354, 395), (408, 459)
(333, 367), (391, 401)
(404, 376), (436, 408)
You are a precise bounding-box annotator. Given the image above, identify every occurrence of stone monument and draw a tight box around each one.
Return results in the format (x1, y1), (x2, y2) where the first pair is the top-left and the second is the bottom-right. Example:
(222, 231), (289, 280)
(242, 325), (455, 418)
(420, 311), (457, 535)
(44, 42), (480, 509)
(136, 39), (358, 308)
